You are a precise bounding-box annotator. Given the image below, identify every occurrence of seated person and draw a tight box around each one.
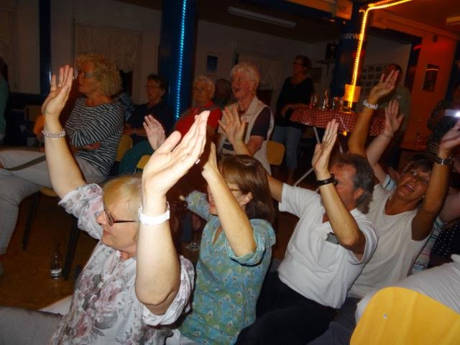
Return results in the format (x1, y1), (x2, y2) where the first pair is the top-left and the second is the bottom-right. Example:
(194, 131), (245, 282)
(308, 72), (458, 345)
(0, 54), (124, 273)
(0, 66), (210, 343)
(175, 75), (222, 139)
(356, 253), (460, 320)
(118, 74), (172, 175)
(223, 115), (377, 345)
(218, 62), (274, 174)
(119, 76), (221, 175)
(166, 144), (276, 345)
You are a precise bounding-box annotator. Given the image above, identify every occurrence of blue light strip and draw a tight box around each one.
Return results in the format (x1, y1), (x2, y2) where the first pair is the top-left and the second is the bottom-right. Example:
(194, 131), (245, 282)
(175, 0), (188, 120)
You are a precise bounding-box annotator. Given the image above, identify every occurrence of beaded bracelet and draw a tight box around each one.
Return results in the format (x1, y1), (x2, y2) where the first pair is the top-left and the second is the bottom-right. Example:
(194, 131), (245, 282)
(42, 129), (66, 138)
(363, 99), (378, 110)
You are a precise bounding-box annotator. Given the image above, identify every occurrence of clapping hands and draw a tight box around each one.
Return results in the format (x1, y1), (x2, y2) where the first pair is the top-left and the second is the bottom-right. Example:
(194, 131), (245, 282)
(312, 119), (338, 179)
(42, 65), (74, 119)
(144, 115), (166, 151)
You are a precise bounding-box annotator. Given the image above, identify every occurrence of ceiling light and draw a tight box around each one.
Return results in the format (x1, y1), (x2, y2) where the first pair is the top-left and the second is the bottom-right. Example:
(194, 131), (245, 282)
(227, 6), (297, 28)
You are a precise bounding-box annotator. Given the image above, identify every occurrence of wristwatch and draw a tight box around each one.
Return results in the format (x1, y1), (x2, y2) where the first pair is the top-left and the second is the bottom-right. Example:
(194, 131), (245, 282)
(317, 174), (337, 186)
(432, 155), (452, 166)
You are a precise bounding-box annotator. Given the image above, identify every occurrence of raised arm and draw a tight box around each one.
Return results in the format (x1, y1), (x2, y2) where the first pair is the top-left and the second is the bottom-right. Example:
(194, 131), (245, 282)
(42, 65), (86, 198)
(136, 110), (209, 314)
(412, 120), (460, 241)
(366, 100), (404, 183)
(202, 143), (256, 256)
(314, 120), (365, 258)
(219, 109), (283, 202)
(348, 70), (399, 156)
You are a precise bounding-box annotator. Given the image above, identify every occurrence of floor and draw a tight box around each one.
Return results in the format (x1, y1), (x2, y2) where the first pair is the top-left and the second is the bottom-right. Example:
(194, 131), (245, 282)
(0, 173), (305, 311)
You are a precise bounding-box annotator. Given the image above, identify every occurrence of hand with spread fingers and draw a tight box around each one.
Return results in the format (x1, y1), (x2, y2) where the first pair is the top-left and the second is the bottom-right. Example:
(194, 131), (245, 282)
(312, 119), (339, 179)
(439, 120), (460, 156)
(42, 65), (74, 119)
(144, 115), (166, 151)
(219, 105), (247, 146)
(383, 100), (404, 137)
(368, 69), (399, 104)
(142, 110), (210, 204)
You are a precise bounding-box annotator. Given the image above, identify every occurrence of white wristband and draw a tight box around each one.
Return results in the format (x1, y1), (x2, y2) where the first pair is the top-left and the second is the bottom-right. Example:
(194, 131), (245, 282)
(363, 99), (378, 110)
(138, 203), (170, 226)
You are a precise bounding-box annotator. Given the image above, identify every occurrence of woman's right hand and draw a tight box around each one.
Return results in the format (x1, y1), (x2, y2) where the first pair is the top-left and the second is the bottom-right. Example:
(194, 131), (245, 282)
(219, 106), (247, 145)
(41, 65), (74, 120)
(367, 69), (399, 104)
(144, 115), (166, 150)
(141, 111), (210, 206)
(383, 100), (404, 137)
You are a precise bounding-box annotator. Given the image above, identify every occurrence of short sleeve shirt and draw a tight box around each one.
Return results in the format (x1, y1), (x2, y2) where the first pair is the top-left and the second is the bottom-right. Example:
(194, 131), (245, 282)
(277, 184), (377, 309)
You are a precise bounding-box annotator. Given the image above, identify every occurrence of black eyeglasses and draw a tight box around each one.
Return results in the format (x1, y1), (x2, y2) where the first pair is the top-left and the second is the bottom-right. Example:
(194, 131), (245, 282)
(103, 208), (137, 227)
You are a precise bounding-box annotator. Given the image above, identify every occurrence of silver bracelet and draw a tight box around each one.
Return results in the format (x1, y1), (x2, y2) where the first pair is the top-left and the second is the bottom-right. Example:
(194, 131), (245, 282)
(42, 129), (66, 138)
(363, 99), (378, 110)
(138, 202), (170, 226)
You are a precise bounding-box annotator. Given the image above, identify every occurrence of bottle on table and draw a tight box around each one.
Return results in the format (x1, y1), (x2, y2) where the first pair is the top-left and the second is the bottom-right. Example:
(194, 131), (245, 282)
(50, 244), (63, 279)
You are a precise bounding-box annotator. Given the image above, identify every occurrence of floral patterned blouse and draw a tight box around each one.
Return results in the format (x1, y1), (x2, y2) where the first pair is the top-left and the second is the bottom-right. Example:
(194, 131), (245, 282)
(49, 184), (194, 345)
(179, 192), (276, 345)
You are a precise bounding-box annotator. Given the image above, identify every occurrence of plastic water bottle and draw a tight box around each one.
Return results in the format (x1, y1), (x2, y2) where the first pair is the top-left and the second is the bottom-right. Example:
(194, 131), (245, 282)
(50, 245), (63, 279)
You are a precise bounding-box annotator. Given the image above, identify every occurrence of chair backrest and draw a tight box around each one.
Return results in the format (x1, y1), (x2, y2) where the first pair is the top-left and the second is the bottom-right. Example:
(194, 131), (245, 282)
(136, 154), (151, 170)
(267, 140), (285, 166)
(116, 134), (133, 162)
(351, 287), (460, 345)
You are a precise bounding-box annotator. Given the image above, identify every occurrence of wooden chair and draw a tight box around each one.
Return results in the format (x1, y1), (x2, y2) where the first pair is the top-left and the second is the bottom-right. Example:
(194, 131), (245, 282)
(115, 134), (133, 162)
(267, 140), (285, 166)
(351, 287), (460, 345)
(136, 154), (151, 171)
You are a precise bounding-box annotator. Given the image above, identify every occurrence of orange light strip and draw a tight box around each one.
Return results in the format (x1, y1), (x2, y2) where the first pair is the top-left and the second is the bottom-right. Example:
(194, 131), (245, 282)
(347, 0), (413, 107)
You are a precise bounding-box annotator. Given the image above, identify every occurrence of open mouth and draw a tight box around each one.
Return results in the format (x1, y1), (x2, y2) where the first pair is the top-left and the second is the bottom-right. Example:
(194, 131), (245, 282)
(404, 184), (415, 192)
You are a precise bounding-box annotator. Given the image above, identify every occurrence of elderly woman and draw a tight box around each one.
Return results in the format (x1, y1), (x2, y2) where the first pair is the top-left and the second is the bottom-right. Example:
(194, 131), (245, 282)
(0, 54), (124, 274)
(175, 75), (222, 139)
(218, 62), (274, 173)
(0, 65), (211, 344)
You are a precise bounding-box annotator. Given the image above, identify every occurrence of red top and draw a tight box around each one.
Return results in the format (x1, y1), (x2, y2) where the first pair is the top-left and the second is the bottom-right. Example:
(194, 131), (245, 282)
(174, 101), (222, 137)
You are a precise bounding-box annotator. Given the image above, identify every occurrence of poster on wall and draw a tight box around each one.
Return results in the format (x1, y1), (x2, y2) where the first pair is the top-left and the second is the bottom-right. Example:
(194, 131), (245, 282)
(422, 64), (439, 92)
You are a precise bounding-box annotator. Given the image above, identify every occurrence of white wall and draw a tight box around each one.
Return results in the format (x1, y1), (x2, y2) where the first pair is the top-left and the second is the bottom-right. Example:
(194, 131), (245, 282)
(52, 0), (162, 103)
(363, 34), (412, 80)
(195, 20), (334, 109)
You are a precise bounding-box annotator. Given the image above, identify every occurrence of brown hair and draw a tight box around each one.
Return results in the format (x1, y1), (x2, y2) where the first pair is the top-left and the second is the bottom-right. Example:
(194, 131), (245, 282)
(76, 53), (122, 97)
(219, 155), (275, 224)
(332, 153), (375, 214)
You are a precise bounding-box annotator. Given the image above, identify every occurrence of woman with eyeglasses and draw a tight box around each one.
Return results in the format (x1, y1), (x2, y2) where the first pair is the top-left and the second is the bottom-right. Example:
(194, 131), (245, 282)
(0, 65), (210, 344)
(0, 54), (124, 276)
(166, 146), (276, 344)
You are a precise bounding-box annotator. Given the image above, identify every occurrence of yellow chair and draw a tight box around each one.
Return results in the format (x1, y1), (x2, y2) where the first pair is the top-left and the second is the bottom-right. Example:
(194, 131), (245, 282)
(351, 287), (460, 345)
(267, 140), (285, 166)
(136, 154), (151, 170)
(116, 134), (133, 162)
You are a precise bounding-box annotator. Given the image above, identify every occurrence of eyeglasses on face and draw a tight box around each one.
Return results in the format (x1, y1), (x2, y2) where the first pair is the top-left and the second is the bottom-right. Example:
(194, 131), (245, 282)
(102, 208), (137, 227)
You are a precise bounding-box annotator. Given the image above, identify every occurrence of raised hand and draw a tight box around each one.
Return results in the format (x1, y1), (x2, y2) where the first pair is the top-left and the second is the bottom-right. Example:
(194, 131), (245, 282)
(41, 65), (74, 118)
(383, 100), (404, 137)
(202, 142), (219, 181)
(143, 115), (166, 151)
(439, 120), (460, 155)
(219, 105), (247, 145)
(368, 69), (399, 104)
(142, 110), (210, 202)
(312, 119), (338, 179)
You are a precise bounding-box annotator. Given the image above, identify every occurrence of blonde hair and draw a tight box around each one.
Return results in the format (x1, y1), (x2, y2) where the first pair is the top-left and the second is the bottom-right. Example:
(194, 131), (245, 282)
(194, 75), (215, 98)
(76, 53), (122, 97)
(230, 62), (260, 91)
(103, 176), (142, 220)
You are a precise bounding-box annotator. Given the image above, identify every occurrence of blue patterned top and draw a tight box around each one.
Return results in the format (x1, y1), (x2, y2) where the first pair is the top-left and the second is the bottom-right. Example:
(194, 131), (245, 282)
(180, 192), (276, 345)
